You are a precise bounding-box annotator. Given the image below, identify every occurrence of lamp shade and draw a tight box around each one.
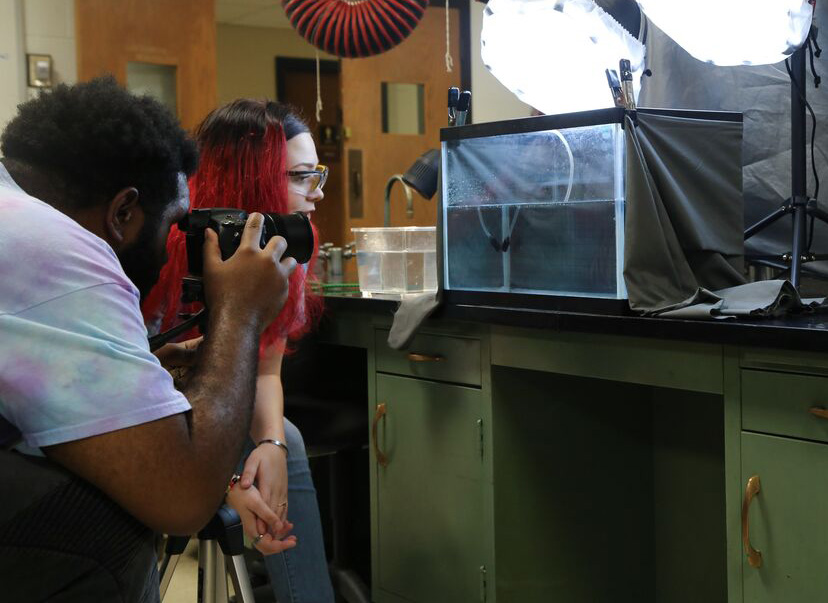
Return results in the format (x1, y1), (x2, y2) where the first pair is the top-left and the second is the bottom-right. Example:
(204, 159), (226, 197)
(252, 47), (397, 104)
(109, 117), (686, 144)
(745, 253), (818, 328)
(402, 149), (440, 199)
(282, 0), (428, 58)
(636, 0), (813, 66)
(481, 0), (646, 115)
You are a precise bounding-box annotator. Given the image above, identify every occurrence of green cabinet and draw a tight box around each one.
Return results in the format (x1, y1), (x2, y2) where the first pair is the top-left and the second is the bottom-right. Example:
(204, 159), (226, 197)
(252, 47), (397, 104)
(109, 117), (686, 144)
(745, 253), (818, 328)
(741, 432), (828, 602)
(318, 309), (828, 603)
(740, 363), (828, 602)
(372, 373), (488, 603)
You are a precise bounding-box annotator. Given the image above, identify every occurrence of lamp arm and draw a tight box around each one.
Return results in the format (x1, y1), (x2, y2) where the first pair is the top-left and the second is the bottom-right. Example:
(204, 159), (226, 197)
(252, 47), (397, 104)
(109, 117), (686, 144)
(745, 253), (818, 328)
(384, 174), (415, 226)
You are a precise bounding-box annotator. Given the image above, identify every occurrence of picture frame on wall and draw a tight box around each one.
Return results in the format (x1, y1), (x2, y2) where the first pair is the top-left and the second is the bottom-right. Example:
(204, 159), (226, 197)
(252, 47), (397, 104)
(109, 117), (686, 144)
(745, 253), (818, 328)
(27, 54), (53, 88)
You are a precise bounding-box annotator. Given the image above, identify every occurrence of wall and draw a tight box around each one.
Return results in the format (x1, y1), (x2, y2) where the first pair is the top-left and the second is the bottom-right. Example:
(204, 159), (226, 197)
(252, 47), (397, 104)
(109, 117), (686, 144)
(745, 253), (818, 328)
(469, 0), (531, 123)
(24, 0), (77, 89)
(0, 0), (77, 133)
(0, 0), (26, 132)
(217, 24), (336, 104)
(340, 7), (461, 236)
(75, 0), (217, 131)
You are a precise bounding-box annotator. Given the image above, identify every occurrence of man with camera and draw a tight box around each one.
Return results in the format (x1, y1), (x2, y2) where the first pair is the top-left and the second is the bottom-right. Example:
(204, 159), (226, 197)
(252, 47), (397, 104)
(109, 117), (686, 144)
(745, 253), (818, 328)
(0, 78), (296, 599)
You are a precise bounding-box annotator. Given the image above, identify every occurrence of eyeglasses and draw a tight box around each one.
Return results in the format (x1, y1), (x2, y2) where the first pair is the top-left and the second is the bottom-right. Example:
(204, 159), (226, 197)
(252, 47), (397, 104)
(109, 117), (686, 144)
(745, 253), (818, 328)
(287, 164), (328, 192)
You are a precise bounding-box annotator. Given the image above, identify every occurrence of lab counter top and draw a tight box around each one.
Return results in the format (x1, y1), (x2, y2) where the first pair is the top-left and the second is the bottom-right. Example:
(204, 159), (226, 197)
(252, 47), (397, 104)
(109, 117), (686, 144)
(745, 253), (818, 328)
(321, 292), (828, 352)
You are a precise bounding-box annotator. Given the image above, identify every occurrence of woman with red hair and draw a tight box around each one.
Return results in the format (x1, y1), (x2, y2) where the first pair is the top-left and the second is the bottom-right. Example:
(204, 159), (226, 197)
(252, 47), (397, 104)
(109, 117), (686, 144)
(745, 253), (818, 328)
(143, 99), (334, 602)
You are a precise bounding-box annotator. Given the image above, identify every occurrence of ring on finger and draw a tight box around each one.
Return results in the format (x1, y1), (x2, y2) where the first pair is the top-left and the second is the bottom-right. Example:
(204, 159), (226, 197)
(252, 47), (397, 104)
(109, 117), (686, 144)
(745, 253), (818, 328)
(253, 534), (264, 545)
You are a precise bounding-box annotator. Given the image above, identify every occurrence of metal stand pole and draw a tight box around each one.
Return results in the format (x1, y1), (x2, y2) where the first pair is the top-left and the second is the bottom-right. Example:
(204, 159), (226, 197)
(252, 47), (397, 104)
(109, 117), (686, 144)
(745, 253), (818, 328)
(158, 506), (256, 603)
(745, 36), (828, 287)
(790, 44), (809, 288)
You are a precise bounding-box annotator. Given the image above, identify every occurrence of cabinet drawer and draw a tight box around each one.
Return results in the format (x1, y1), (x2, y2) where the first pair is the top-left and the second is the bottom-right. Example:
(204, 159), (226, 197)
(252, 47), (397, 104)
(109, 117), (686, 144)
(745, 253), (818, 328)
(375, 329), (481, 386)
(742, 369), (828, 443)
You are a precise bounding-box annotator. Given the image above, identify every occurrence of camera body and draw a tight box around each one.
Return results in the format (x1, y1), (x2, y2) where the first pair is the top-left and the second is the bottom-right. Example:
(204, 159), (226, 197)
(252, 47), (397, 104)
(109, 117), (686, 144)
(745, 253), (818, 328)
(178, 208), (314, 303)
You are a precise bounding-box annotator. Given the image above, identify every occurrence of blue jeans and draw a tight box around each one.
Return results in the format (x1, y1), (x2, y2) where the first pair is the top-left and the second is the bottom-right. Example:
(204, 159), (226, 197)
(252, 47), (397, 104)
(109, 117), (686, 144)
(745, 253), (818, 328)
(241, 419), (335, 603)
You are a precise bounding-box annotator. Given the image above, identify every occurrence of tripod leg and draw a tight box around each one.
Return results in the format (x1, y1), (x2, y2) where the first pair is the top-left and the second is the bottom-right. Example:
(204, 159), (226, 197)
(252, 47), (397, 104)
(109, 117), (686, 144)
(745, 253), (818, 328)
(200, 540), (218, 603)
(225, 554), (257, 603)
(159, 534), (190, 600)
(214, 548), (229, 603)
(792, 203), (808, 288)
(809, 205), (828, 224)
(745, 204), (791, 240)
(159, 553), (181, 600)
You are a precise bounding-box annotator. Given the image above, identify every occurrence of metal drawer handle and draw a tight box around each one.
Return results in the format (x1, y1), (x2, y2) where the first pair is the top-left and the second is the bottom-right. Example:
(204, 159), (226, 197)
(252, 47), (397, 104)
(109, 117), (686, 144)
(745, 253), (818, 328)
(407, 352), (444, 362)
(372, 403), (389, 468)
(741, 475), (763, 569)
(809, 407), (828, 420)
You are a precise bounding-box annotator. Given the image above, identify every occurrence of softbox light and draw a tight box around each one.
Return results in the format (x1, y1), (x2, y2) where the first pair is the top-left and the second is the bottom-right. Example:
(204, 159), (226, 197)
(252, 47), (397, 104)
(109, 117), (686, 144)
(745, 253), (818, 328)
(636, 0), (813, 66)
(481, 0), (646, 115)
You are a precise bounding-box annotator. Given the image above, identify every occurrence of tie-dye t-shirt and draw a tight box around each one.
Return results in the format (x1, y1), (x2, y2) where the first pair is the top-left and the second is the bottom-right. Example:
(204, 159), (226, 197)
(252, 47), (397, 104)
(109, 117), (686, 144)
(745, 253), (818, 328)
(0, 164), (191, 452)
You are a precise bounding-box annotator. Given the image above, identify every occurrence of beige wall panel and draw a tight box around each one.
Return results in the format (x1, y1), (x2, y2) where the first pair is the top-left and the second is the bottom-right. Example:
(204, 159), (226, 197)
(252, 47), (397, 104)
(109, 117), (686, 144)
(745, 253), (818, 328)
(217, 24), (336, 104)
(340, 7), (462, 239)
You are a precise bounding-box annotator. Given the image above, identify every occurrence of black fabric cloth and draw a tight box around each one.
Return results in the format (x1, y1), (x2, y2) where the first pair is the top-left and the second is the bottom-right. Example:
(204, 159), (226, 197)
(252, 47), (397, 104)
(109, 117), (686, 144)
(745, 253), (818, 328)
(638, 9), (828, 276)
(624, 112), (747, 313)
(0, 450), (160, 602)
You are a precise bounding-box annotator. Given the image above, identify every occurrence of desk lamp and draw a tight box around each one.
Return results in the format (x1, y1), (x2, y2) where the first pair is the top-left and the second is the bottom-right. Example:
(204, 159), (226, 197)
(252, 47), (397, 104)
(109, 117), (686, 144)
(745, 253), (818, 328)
(384, 150), (440, 226)
(636, 0), (822, 288)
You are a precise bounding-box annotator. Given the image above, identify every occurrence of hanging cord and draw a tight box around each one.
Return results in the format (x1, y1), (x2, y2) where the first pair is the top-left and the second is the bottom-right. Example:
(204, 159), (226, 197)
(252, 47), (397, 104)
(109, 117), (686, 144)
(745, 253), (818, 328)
(445, 0), (454, 72)
(476, 130), (575, 251)
(315, 50), (323, 123)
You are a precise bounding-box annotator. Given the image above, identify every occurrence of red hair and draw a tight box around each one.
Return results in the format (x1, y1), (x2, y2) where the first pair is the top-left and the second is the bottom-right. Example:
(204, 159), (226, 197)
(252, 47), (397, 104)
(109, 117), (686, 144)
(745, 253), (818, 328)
(142, 100), (322, 353)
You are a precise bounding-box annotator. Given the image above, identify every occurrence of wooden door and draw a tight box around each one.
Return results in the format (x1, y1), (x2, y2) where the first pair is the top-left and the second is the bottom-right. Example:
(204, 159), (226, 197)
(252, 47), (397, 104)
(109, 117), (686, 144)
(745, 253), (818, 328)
(75, 0), (216, 131)
(277, 59), (345, 247)
(340, 5), (463, 243)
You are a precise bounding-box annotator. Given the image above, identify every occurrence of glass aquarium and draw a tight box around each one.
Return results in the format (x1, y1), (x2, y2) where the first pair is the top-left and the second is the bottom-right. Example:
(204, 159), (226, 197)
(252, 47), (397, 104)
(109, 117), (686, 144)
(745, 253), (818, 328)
(441, 109), (627, 299)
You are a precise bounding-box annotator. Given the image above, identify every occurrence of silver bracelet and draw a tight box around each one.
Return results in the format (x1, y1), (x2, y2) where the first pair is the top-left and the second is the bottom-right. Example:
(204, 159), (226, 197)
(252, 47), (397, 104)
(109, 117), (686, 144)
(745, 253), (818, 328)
(257, 438), (289, 457)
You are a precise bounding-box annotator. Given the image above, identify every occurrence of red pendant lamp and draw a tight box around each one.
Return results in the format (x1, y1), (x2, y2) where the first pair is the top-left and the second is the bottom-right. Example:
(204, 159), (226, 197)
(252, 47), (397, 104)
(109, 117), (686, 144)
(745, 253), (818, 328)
(282, 0), (429, 58)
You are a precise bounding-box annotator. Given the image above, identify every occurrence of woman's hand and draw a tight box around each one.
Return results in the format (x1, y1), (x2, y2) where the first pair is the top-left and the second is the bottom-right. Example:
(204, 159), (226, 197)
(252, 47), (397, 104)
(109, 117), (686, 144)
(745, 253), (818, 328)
(153, 337), (203, 389)
(240, 442), (289, 521)
(153, 337), (203, 369)
(225, 483), (296, 555)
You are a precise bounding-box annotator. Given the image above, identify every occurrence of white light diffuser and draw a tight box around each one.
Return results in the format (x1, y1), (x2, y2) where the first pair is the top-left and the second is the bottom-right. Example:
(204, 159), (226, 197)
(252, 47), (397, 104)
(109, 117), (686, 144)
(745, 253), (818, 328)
(636, 0), (813, 66)
(481, 0), (646, 115)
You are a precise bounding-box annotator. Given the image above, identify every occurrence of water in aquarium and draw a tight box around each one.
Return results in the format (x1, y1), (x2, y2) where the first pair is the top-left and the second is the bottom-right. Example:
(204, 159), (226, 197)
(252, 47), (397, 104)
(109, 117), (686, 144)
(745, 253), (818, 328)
(444, 199), (625, 298)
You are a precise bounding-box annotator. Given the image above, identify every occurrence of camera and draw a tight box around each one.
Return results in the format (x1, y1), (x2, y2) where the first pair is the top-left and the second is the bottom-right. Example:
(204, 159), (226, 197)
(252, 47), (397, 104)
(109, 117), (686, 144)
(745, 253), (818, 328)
(178, 208), (314, 303)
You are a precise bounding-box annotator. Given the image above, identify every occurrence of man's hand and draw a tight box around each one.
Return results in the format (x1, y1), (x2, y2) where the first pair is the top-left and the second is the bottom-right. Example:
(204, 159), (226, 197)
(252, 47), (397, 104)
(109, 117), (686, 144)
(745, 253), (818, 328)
(226, 484), (297, 556)
(202, 213), (297, 331)
(240, 443), (289, 521)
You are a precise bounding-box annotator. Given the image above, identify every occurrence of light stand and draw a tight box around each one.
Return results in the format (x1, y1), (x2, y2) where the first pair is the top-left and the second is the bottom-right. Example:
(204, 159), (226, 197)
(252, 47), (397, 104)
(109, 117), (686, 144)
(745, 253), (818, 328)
(744, 25), (828, 288)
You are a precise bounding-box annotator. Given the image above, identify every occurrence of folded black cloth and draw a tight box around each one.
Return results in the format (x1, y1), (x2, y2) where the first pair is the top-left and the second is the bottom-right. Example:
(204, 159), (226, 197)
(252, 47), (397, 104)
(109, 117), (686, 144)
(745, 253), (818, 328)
(654, 279), (826, 319)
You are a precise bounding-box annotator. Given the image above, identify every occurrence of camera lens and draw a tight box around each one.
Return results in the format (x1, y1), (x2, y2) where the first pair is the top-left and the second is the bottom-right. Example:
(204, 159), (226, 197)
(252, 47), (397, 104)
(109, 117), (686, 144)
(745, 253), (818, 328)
(265, 212), (314, 264)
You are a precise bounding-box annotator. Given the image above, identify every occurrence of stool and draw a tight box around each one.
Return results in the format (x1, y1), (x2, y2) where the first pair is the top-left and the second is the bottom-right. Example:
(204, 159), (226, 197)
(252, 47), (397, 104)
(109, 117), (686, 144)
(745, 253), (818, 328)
(159, 505), (256, 603)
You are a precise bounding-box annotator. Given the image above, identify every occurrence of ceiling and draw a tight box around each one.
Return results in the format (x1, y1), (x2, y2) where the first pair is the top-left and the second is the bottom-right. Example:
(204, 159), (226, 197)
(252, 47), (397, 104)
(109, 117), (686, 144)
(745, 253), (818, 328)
(216, 0), (291, 28)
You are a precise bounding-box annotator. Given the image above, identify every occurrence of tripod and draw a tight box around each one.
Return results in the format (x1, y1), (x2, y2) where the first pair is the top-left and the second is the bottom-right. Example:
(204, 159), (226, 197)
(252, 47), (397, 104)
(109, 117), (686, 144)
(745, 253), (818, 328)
(745, 19), (828, 288)
(158, 505), (256, 603)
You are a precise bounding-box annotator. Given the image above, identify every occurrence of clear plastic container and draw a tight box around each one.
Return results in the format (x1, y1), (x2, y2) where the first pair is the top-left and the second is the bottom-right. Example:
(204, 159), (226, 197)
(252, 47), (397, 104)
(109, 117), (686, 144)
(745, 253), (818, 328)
(442, 117), (627, 299)
(351, 227), (437, 295)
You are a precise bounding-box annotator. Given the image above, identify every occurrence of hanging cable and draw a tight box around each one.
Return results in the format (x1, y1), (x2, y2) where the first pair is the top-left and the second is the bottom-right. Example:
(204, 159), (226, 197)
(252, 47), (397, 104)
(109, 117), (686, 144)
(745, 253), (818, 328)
(445, 0), (454, 72)
(315, 50), (323, 123)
